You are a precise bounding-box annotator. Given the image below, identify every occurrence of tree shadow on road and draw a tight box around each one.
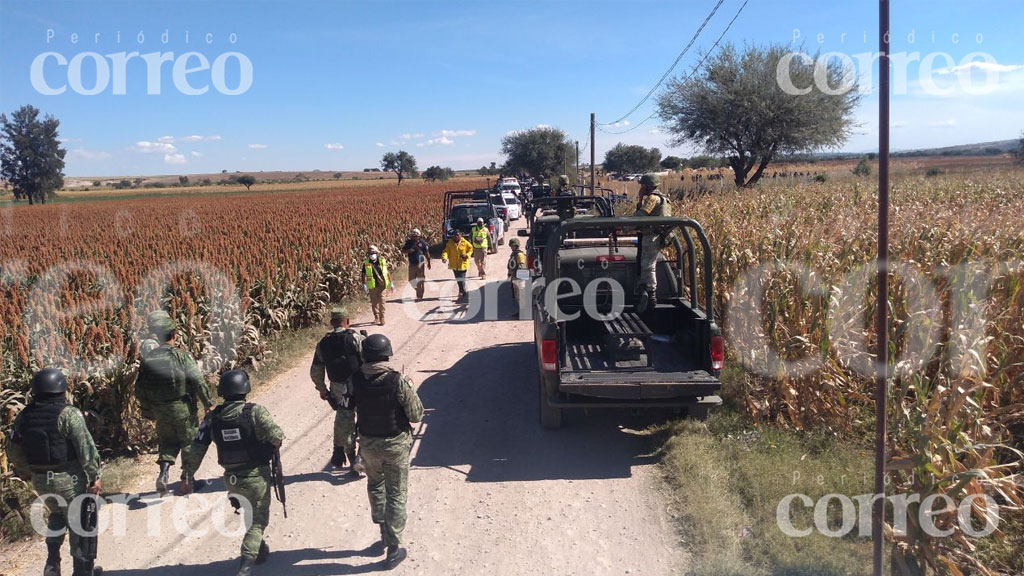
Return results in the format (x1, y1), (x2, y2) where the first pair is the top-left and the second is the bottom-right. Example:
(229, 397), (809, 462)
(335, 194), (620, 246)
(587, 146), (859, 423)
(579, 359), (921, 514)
(411, 342), (661, 483)
(101, 545), (388, 576)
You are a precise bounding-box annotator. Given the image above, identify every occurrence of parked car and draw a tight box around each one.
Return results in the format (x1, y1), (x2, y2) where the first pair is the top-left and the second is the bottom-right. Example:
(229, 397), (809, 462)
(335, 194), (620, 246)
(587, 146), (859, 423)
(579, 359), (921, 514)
(443, 190), (505, 253)
(501, 191), (522, 220)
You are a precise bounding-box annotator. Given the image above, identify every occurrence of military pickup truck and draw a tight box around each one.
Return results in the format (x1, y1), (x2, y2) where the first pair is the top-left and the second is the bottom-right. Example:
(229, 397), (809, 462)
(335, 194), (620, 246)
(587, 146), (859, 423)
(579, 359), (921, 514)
(531, 216), (723, 428)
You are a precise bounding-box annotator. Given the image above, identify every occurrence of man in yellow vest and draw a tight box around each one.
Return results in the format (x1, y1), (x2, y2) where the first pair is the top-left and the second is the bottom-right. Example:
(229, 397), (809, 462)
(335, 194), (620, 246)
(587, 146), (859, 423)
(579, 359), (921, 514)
(441, 229), (474, 302)
(362, 245), (393, 326)
(470, 217), (490, 279)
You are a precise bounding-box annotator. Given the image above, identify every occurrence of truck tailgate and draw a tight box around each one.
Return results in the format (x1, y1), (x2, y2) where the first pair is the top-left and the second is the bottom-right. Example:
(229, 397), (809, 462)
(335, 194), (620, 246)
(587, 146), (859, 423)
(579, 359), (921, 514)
(559, 370), (720, 400)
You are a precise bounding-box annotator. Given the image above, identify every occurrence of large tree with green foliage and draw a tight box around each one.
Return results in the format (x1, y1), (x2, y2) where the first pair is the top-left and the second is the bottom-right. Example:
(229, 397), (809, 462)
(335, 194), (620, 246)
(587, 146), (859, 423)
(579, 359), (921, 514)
(237, 174), (256, 190)
(656, 43), (860, 187)
(423, 165), (454, 182)
(660, 156), (684, 171)
(603, 143), (662, 175)
(500, 127), (572, 179)
(381, 150), (418, 185)
(0, 105), (66, 205)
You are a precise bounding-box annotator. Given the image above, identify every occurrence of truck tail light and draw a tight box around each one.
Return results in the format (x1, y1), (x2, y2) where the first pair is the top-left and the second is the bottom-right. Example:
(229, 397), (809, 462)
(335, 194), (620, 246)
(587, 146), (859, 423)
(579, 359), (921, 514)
(596, 254), (626, 264)
(541, 339), (558, 372)
(488, 223), (494, 233)
(527, 254), (536, 271)
(710, 335), (724, 371)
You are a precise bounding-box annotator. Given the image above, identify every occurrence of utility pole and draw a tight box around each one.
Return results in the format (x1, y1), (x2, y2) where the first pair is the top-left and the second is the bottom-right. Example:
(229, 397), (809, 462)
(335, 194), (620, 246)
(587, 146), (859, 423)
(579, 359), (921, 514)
(873, 2), (890, 576)
(590, 113), (596, 193)
(575, 140), (580, 182)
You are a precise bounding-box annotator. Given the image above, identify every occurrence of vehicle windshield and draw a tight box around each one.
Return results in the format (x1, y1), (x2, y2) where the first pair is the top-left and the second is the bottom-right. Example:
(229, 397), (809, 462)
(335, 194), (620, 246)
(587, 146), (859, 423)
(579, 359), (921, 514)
(451, 204), (492, 223)
(502, 193), (519, 205)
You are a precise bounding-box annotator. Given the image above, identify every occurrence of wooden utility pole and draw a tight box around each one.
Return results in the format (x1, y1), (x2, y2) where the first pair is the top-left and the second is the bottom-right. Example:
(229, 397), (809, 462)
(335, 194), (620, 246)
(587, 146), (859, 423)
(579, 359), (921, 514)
(590, 113), (596, 193)
(575, 140), (580, 181)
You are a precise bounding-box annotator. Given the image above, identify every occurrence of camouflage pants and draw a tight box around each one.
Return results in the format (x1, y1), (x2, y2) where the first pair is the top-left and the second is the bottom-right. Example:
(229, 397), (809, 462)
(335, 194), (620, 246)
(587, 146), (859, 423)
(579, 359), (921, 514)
(31, 467), (89, 560)
(334, 408), (356, 455)
(225, 466), (271, 560)
(360, 431), (412, 546)
(153, 401), (199, 467)
(639, 234), (660, 292)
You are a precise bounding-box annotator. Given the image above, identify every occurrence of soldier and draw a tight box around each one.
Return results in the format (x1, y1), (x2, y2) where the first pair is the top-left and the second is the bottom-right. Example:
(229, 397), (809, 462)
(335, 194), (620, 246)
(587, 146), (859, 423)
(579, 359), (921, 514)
(506, 237), (528, 318)
(135, 310), (214, 495)
(310, 307), (365, 475)
(470, 217), (489, 279)
(8, 369), (103, 576)
(362, 245), (393, 326)
(633, 173), (672, 313)
(555, 174), (574, 196)
(181, 370), (285, 576)
(402, 229), (432, 301)
(351, 334), (423, 569)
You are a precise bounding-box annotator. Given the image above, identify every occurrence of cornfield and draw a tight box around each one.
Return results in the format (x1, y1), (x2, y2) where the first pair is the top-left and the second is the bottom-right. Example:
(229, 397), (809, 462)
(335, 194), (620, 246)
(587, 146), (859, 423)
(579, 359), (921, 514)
(0, 180), (464, 539)
(671, 168), (1024, 575)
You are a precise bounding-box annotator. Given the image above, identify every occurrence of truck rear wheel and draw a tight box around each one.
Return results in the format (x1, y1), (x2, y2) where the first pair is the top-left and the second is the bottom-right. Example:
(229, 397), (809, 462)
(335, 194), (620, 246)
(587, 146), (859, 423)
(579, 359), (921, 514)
(538, 375), (562, 429)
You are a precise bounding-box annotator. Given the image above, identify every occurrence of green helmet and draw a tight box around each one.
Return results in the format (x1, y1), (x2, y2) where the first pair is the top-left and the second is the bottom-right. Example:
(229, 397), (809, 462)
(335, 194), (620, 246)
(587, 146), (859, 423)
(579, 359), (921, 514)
(509, 238), (521, 248)
(558, 175), (569, 186)
(147, 310), (175, 336)
(329, 307), (349, 322)
(639, 173), (660, 189)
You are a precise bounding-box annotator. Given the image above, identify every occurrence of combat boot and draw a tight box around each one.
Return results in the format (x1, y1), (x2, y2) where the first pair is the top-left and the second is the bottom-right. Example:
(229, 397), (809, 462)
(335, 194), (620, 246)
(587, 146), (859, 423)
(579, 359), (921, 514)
(330, 446), (347, 468)
(384, 545), (407, 570)
(236, 557), (255, 576)
(255, 541), (270, 565)
(178, 472), (207, 494)
(71, 558), (102, 576)
(156, 461), (171, 495)
(43, 541), (61, 576)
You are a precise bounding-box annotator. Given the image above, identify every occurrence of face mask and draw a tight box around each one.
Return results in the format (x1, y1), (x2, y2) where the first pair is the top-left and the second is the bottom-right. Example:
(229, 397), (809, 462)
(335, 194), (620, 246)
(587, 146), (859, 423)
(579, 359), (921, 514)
(370, 254), (378, 262)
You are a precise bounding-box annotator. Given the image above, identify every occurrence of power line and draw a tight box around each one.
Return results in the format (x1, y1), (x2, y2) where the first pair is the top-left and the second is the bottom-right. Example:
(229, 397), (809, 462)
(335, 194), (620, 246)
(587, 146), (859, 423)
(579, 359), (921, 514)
(597, 0), (752, 136)
(600, 0), (727, 126)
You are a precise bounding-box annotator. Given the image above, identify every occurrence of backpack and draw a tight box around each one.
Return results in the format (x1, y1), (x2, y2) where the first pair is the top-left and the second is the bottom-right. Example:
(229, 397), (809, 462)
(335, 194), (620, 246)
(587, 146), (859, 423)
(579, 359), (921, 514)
(320, 330), (361, 382)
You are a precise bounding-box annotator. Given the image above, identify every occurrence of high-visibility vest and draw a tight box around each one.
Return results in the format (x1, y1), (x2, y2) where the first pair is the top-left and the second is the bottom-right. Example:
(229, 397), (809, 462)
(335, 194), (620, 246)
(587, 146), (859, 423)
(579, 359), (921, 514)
(364, 256), (391, 290)
(471, 225), (489, 249)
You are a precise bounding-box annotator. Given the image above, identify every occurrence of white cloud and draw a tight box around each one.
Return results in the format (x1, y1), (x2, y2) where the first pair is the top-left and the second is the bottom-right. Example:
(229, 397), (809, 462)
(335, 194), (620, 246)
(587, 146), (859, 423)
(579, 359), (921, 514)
(325, 143), (344, 150)
(399, 133), (424, 140)
(157, 135), (175, 143)
(248, 143), (268, 149)
(426, 136), (455, 146)
(935, 61), (1024, 75)
(182, 134), (220, 142)
(59, 137), (83, 143)
(164, 153), (186, 165)
(436, 129), (477, 138)
(930, 119), (957, 128)
(190, 151), (203, 157)
(375, 142), (385, 147)
(131, 141), (177, 154)
(68, 148), (111, 161)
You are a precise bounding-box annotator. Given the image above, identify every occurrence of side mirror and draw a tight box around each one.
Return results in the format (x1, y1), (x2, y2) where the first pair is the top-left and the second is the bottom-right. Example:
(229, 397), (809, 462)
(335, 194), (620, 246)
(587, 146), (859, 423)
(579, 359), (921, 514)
(517, 229), (530, 237)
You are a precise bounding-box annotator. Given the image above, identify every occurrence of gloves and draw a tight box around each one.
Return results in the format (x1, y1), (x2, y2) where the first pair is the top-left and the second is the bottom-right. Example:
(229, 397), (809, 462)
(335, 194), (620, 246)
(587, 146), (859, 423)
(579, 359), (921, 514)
(363, 283), (370, 294)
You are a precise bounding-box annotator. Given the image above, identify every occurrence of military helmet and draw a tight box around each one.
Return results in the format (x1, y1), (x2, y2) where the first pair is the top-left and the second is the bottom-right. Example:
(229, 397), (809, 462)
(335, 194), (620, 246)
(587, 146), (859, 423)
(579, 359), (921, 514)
(147, 310), (175, 335)
(362, 333), (393, 362)
(32, 368), (68, 395)
(639, 173), (660, 188)
(509, 238), (521, 248)
(558, 175), (569, 186)
(218, 370), (251, 397)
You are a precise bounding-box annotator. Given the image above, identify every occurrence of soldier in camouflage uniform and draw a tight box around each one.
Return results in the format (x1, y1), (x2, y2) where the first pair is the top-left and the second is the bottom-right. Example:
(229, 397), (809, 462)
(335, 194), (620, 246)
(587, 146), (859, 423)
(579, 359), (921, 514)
(134, 310), (214, 495)
(555, 174), (574, 196)
(181, 370), (285, 576)
(310, 307), (365, 475)
(633, 173), (672, 313)
(8, 369), (103, 576)
(351, 334), (424, 569)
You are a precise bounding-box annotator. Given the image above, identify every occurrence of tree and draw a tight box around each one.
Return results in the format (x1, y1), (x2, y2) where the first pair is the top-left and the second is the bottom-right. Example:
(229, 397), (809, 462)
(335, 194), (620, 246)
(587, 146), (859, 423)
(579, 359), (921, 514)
(656, 43), (860, 187)
(381, 150), (418, 185)
(0, 105), (66, 205)
(237, 174), (256, 190)
(423, 165), (454, 182)
(603, 143), (662, 174)
(501, 127), (572, 179)
(1017, 131), (1024, 165)
(179, 175), (189, 186)
(333, 172), (342, 179)
(852, 157), (872, 177)
(660, 156), (684, 171)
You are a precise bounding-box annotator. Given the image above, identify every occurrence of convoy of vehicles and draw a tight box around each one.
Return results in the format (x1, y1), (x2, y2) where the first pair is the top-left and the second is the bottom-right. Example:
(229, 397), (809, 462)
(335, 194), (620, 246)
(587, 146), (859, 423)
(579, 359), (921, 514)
(442, 190), (505, 253)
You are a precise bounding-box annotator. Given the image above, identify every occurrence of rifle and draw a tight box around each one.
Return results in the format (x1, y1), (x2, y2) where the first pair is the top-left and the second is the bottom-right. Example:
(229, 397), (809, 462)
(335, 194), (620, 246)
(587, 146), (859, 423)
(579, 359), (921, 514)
(79, 493), (99, 562)
(270, 449), (287, 518)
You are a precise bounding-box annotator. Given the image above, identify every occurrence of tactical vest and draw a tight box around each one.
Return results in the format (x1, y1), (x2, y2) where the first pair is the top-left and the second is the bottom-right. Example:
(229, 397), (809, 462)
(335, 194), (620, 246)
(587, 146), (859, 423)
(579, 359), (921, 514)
(648, 192), (672, 217)
(16, 398), (75, 468)
(364, 257), (390, 290)
(320, 329), (361, 383)
(211, 403), (275, 467)
(507, 250), (526, 274)
(136, 346), (187, 404)
(351, 370), (410, 438)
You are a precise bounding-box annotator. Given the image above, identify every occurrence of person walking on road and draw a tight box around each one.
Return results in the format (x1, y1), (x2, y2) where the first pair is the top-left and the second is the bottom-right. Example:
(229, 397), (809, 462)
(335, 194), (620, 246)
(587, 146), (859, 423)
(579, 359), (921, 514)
(8, 369), (103, 576)
(633, 173), (672, 313)
(507, 237), (528, 318)
(362, 245), (393, 326)
(402, 229), (431, 301)
(350, 334), (424, 570)
(470, 217), (489, 279)
(181, 370), (285, 576)
(441, 229), (474, 302)
(310, 307), (365, 475)
(135, 309), (214, 495)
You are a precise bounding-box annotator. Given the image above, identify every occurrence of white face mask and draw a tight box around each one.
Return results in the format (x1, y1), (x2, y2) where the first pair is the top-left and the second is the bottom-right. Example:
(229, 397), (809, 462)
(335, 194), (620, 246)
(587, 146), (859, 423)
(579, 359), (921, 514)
(370, 254), (378, 262)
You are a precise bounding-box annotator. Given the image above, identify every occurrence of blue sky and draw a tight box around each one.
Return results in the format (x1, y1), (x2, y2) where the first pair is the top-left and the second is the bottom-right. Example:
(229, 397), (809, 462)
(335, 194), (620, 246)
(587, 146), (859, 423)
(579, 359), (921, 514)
(1, 0), (1021, 176)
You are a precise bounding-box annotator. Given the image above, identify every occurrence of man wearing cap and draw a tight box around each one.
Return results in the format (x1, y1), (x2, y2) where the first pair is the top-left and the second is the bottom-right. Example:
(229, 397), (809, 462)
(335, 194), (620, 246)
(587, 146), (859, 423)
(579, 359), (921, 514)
(507, 237), (528, 318)
(401, 229), (432, 301)
(310, 307), (365, 475)
(135, 309), (214, 495)
(442, 229), (474, 302)
(470, 217), (490, 279)
(8, 369), (103, 576)
(362, 245), (393, 326)
(634, 173), (672, 313)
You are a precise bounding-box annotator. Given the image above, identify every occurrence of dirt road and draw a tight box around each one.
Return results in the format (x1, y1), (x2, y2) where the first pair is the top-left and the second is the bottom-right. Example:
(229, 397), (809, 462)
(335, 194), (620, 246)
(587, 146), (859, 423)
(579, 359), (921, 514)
(14, 220), (683, 576)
